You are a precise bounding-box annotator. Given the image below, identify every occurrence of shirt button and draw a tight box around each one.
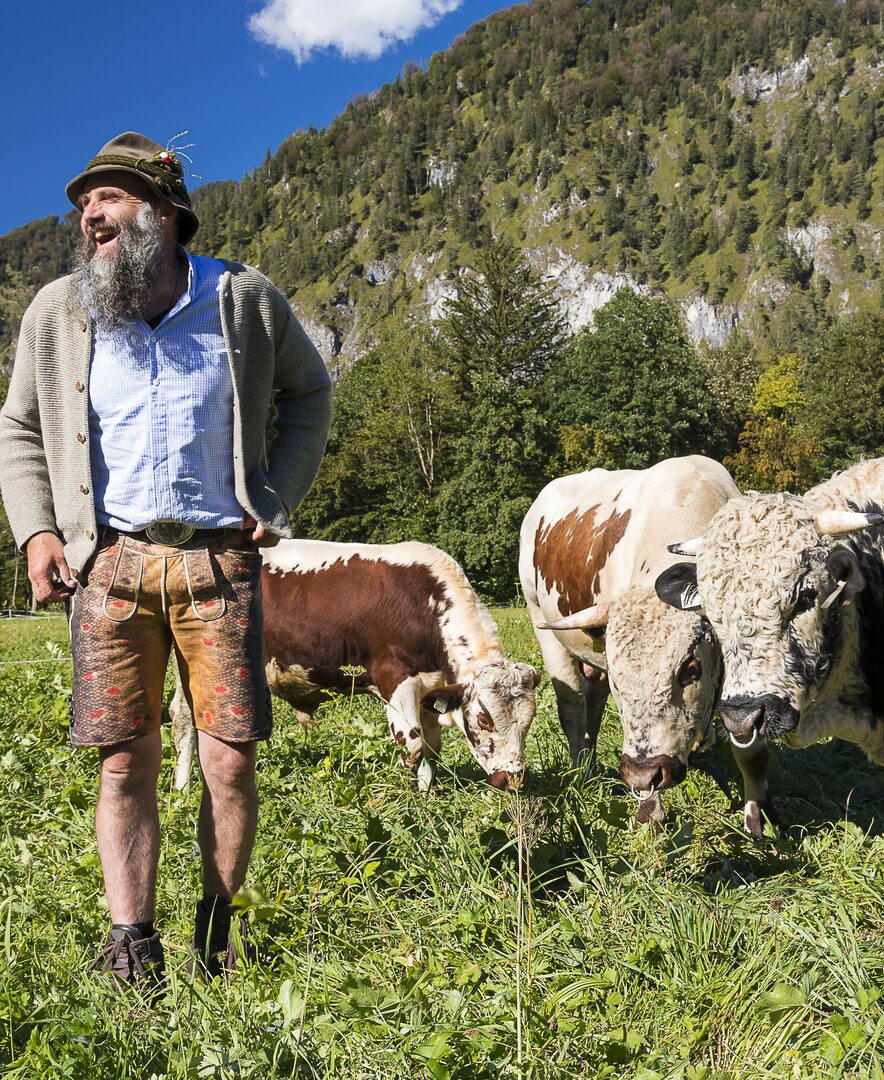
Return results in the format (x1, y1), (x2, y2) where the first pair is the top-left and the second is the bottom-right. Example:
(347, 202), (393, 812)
(76, 432), (86, 444)
(150, 335), (157, 343)
(74, 380), (84, 392)
(80, 483), (90, 494)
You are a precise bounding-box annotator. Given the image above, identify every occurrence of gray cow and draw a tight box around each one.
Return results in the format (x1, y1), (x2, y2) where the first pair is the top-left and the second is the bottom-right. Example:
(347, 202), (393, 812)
(519, 455), (767, 827)
(656, 457), (884, 830)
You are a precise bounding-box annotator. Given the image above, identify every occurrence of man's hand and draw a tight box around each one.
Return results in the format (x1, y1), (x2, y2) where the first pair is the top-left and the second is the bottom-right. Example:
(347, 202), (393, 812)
(26, 532), (76, 604)
(242, 514), (281, 548)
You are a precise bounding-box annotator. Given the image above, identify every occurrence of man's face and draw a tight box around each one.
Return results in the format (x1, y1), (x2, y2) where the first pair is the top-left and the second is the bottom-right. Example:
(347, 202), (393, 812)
(77, 174), (155, 258)
(71, 173), (171, 328)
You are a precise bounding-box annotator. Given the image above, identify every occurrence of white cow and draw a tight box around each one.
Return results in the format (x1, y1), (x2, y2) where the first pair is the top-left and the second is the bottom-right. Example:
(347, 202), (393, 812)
(520, 456), (769, 829)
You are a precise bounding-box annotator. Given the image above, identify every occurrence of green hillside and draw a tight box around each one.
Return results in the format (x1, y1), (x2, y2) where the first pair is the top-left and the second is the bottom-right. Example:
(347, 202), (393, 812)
(1, 0), (881, 371)
(1, 0), (882, 606)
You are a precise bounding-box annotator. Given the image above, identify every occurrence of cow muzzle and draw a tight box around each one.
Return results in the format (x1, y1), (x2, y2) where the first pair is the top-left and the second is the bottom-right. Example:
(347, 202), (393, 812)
(487, 768), (527, 791)
(619, 754), (686, 793)
(720, 695), (800, 743)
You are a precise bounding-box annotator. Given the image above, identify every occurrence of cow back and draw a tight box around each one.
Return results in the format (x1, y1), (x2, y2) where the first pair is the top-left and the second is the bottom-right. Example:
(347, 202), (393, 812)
(521, 455), (739, 612)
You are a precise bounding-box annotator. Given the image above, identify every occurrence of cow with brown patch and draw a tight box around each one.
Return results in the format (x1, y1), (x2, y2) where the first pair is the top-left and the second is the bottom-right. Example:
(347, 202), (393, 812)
(172, 540), (539, 791)
(519, 456), (759, 825)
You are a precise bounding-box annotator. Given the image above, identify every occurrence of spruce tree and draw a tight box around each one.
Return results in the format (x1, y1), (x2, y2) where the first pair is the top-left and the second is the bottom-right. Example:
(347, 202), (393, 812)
(433, 238), (568, 599)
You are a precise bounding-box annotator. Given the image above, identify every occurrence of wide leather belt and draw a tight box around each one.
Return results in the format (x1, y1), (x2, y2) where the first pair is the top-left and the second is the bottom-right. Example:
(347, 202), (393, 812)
(100, 524), (244, 547)
(143, 521), (197, 546)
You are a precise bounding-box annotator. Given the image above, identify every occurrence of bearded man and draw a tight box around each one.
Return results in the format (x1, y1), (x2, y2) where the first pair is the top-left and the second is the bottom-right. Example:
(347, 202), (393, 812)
(0, 132), (332, 987)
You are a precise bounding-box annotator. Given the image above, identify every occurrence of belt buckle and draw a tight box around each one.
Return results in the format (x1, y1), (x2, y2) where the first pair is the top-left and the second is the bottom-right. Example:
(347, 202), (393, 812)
(144, 521), (196, 546)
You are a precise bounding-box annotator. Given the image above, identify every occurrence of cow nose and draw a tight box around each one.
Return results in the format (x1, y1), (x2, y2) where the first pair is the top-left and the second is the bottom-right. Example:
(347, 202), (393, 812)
(487, 768), (528, 791)
(720, 700), (764, 742)
(619, 754), (686, 792)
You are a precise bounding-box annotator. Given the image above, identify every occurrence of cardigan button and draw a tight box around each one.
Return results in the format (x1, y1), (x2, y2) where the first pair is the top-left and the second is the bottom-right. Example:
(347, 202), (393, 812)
(79, 320), (87, 332)
(85, 530), (94, 541)
(75, 380), (84, 392)
(76, 432), (86, 444)
(70, 568), (79, 579)
(80, 483), (90, 494)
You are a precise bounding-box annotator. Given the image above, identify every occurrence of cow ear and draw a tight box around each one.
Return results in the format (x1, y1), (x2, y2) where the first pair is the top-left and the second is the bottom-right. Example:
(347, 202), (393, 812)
(422, 684), (465, 714)
(655, 563), (703, 611)
(826, 547), (865, 603)
(513, 661), (540, 688)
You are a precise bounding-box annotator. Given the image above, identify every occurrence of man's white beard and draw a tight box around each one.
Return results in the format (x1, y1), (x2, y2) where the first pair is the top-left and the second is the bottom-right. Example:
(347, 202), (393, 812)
(73, 203), (166, 330)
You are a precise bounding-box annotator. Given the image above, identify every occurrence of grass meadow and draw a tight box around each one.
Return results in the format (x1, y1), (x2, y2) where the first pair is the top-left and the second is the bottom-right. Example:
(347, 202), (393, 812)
(0, 610), (882, 1079)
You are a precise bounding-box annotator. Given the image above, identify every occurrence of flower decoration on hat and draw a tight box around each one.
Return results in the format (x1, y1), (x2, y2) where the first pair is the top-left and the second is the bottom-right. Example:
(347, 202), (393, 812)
(160, 131), (201, 179)
(150, 147), (184, 179)
(141, 132), (200, 196)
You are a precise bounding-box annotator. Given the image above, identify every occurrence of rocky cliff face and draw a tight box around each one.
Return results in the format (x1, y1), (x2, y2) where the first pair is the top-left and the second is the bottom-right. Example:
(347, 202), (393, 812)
(305, 231), (850, 369)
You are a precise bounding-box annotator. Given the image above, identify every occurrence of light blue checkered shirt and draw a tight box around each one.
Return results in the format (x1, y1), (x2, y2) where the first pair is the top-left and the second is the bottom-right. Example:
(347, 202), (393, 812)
(88, 252), (244, 531)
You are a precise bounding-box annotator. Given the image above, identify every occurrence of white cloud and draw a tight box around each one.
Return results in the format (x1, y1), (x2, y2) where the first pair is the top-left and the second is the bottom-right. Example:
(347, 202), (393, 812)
(248, 0), (463, 63)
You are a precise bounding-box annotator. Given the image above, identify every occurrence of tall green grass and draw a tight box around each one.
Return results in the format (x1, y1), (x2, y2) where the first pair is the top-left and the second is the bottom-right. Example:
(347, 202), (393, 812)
(0, 612), (882, 1078)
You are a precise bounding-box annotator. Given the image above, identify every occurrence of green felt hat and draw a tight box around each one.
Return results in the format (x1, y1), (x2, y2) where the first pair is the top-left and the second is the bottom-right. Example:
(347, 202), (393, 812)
(66, 131), (199, 245)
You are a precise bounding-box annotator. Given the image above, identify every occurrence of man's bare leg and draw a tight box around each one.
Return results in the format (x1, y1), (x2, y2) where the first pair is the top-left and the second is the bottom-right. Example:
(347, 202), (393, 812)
(196, 731), (258, 897)
(95, 730), (163, 924)
(192, 732), (258, 974)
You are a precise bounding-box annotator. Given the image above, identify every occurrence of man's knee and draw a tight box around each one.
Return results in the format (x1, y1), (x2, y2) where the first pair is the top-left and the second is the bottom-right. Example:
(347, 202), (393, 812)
(99, 737), (162, 796)
(198, 736), (257, 793)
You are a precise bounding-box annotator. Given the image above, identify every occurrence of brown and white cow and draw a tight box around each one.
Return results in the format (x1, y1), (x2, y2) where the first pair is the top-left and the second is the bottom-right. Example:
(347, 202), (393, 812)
(656, 457), (884, 830)
(172, 539), (539, 792)
(519, 455), (762, 825)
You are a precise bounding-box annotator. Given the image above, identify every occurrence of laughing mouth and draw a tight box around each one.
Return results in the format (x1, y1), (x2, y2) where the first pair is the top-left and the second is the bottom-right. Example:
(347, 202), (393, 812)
(90, 227), (117, 248)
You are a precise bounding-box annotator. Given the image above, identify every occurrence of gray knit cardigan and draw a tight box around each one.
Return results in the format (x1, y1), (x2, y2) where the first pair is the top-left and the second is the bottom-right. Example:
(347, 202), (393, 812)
(0, 260), (332, 577)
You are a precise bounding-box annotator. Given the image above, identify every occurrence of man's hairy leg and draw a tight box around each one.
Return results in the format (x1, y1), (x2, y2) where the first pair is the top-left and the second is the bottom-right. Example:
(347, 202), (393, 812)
(95, 730), (163, 924)
(196, 732), (258, 897)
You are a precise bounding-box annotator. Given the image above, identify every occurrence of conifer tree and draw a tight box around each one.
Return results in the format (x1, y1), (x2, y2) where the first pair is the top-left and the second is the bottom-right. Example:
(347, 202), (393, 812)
(433, 238), (568, 599)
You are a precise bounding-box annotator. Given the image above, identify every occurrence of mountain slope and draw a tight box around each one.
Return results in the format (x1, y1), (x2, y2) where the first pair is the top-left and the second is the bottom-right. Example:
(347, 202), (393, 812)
(1, 0), (881, 371)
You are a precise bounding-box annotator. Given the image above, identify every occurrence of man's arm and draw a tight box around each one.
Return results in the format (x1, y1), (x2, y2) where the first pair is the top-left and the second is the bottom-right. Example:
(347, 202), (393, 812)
(0, 302), (65, 550)
(264, 299), (333, 515)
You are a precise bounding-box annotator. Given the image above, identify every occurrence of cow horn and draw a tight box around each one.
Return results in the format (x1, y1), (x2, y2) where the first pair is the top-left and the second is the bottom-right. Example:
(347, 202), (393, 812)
(537, 602), (611, 631)
(815, 510), (884, 537)
(666, 537), (705, 557)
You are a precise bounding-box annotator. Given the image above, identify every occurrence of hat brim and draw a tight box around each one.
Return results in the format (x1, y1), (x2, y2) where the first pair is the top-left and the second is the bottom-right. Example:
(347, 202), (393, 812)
(65, 164), (199, 246)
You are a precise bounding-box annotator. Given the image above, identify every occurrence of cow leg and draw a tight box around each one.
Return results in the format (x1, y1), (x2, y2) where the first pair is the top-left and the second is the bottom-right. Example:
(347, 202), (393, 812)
(730, 736), (779, 837)
(527, 598), (589, 766)
(386, 676), (437, 790)
(169, 651), (196, 793)
(416, 714), (442, 792)
(581, 665), (609, 771)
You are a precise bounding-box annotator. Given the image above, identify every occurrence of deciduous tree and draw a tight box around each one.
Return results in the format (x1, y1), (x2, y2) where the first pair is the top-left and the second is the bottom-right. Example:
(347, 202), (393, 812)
(802, 311), (884, 472)
(545, 287), (715, 472)
(725, 354), (819, 491)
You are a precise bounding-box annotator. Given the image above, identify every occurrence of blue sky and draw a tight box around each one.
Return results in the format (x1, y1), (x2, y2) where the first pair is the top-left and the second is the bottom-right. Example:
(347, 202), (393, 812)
(1, 0), (519, 237)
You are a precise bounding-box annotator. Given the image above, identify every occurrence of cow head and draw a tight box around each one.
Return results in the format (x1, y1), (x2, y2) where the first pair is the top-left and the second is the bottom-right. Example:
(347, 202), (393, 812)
(655, 494), (880, 746)
(540, 588), (722, 795)
(422, 661), (539, 790)
(606, 590), (723, 794)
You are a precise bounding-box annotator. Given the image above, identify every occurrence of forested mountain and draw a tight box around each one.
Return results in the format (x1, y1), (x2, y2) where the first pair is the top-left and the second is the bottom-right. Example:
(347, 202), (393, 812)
(1, 0), (881, 370)
(191, 0), (882, 365)
(0, 0), (882, 604)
